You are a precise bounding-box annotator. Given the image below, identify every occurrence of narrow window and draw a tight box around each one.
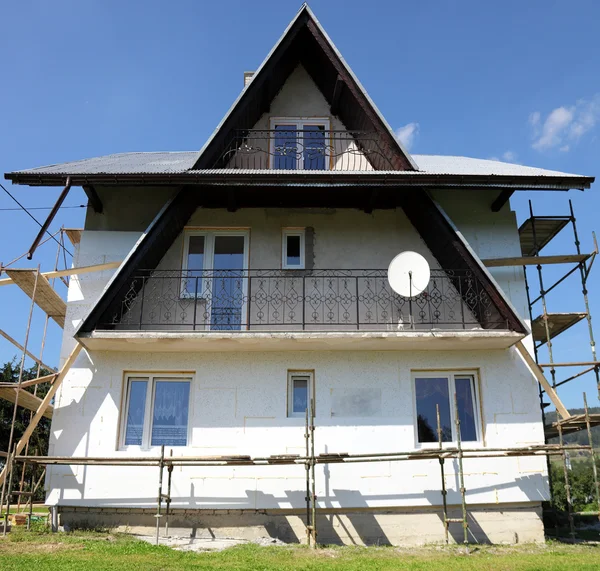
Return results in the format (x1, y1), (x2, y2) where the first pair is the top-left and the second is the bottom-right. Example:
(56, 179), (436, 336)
(124, 378), (148, 446)
(282, 229), (305, 269)
(288, 372), (313, 417)
(183, 234), (205, 296)
(415, 377), (452, 443)
(413, 373), (480, 445)
(273, 125), (298, 170)
(121, 375), (192, 448)
(303, 124), (326, 170)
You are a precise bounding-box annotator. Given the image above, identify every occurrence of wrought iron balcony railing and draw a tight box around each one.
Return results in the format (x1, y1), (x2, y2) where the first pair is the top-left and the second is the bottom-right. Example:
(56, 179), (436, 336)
(104, 269), (509, 332)
(214, 129), (396, 171)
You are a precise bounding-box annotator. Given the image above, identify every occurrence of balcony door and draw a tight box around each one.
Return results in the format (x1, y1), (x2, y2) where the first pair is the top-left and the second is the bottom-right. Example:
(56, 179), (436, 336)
(182, 230), (249, 330)
(270, 117), (330, 170)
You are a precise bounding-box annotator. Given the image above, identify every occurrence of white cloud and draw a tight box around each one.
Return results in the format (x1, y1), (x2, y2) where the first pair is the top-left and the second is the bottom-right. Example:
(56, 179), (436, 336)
(530, 94), (600, 151)
(529, 111), (541, 130)
(395, 122), (419, 150)
(488, 151), (517, 163)
(560, 145), (570, 153)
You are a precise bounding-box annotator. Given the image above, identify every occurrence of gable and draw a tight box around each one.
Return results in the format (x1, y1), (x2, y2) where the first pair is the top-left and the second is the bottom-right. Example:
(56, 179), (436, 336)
(193, 5), (416, 171)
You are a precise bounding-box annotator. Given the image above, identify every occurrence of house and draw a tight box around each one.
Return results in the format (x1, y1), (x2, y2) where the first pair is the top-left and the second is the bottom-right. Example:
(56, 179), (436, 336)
(3, 5), (595, 545)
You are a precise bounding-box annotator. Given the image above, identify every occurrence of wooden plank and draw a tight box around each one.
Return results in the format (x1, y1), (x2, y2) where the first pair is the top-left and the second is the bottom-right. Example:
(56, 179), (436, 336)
(515, 341), (571, 419)
(539, 360), (600, 368)
(0, 387), (53, 419)
(482, 254), (590, 267)
(0, 261), (122, 287)
(491, 190), (514, 213)
(19, 373), (58, 388)
(63, 228), (82, 246)
(6, 270), (66, 328)
(0, 343), (82, 488)
(0, 328), (56, 372)
(531, 312), (587, 343)
(545, 414), (600, 438)
(518, 217), (570, 256)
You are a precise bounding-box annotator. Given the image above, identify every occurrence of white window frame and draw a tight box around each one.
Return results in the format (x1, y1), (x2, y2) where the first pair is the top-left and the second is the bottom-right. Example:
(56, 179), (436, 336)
(287, 371), (314, 418)
(411, 371), (482, 448)
(282, 228), (306, 270)
(269, 117), (330, 170)
(181, 229), (250, 329)
(120, 373), (193, 450)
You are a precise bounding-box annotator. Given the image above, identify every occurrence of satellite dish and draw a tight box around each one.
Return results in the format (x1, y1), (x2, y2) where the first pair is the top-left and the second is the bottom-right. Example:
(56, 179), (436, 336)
(387, 251), (430, 297)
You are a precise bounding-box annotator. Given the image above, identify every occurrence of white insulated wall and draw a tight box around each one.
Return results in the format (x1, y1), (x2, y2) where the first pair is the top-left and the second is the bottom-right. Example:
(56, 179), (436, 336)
(49, 198), (544, 509)
(47, 348), (547, 509)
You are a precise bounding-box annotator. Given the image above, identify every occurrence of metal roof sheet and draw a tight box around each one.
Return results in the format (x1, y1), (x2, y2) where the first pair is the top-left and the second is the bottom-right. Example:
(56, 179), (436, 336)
(7, 151), (590, 180)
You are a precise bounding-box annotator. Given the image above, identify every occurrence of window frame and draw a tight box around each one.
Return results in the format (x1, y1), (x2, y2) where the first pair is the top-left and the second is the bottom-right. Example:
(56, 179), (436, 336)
(282, 228), (306, 270)
(181, 229), (250, 299)
(287, 370), (314, 418)
(269, 117), (331, 170)
(119, 372), (194, 451)
(411, 370), (482, 448)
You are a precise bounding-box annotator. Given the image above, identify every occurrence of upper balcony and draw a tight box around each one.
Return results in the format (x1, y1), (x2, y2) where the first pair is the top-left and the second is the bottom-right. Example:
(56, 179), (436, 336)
(78, 269), (525, 353)
(215, 129), (396, 171)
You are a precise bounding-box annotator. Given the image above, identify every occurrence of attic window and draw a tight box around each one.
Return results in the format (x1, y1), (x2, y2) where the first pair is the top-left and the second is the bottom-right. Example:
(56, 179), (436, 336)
(270, 117), (329, 170)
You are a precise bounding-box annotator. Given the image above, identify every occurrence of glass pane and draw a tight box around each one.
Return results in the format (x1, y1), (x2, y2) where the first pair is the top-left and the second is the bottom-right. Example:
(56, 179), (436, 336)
(455, 377), (478, 442)
(211, 236), (245, 330)
(415, 377), (451, 443)
(124, 379), (148, 446)
(286, 235), (301, 266)
(213, 236), (245, 270)
(184, 235), (205, 296)
(151, 380), (190, 446)
(292, 378), (309, 414)
(303, 125), (326, 170)
(273, 125), (298, 170)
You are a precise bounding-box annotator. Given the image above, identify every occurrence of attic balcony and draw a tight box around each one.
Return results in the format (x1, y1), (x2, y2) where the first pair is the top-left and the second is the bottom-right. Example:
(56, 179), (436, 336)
(215, 129), (395, 171)
(77, 269), (525, 352)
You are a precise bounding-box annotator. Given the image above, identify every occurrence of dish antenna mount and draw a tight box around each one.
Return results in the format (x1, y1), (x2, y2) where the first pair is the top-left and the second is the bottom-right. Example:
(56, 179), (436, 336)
(387, 251), (430, 298)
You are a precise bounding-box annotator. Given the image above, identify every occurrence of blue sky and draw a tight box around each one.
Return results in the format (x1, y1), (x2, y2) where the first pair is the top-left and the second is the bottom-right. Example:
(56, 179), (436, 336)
(1, 0), (599, 409)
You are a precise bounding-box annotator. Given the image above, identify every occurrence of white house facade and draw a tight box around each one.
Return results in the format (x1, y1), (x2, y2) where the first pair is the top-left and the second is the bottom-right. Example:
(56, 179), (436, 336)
(5, 5), (595, 545)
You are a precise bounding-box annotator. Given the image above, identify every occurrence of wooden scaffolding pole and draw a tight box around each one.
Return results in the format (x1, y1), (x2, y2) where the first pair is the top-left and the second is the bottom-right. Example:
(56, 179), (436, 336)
(515, 341), (570, 419)
(0, 329), (55, 373)
(0, 267), (39, 525)
(0, 343), (82, 490)
(18, 241), (58, 511)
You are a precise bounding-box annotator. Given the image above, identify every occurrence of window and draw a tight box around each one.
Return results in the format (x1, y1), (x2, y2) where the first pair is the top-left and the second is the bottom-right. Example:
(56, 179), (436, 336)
(182, 230), (249, 330)
(270, 117), (330, 170)
(282, 228), (305, 269)
(288, 371), (313, 417)
(121, 374), (192, 448)
(413, 372), (480, 445)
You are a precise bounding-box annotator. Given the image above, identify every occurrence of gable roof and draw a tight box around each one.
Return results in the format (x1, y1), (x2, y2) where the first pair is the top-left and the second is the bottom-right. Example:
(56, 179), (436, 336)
(192, 4), (417, 171)
(6, 151), (593, 191)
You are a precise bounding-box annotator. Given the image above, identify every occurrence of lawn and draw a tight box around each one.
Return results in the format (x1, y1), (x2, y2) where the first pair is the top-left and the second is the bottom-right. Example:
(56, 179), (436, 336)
(0, 529), (599, 570)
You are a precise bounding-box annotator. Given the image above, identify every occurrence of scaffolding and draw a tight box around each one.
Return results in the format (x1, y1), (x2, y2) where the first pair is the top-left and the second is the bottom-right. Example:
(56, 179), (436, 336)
(0, 205), (599, 545)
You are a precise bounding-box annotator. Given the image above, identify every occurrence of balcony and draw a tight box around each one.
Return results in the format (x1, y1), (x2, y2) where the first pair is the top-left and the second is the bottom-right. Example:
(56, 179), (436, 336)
(215, 130), (396, 171)
(77, 269), (524, 352)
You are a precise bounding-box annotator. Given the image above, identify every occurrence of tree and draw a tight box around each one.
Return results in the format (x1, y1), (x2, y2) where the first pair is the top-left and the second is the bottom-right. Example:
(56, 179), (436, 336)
(0, 359), (52, 501)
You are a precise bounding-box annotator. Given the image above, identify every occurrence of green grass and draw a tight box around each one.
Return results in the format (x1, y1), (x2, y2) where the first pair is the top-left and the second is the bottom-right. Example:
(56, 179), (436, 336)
(0, 530), (599, 570)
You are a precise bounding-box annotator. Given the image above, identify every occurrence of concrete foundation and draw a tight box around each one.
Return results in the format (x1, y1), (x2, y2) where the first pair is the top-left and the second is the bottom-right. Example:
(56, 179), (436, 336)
(59, 502), (544, 545)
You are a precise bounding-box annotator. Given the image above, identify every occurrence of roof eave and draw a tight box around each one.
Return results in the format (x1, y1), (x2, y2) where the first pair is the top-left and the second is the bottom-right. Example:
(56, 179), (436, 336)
(4, 171), (595, 191)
